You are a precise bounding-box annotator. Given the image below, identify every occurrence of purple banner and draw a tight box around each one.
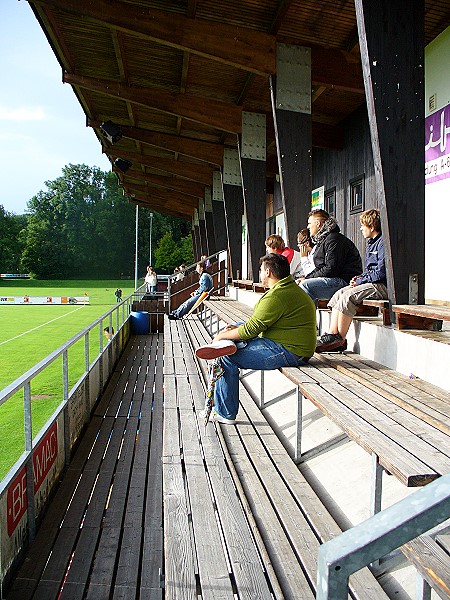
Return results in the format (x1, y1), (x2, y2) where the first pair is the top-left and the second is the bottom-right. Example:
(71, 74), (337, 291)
(425, 104), (450, 185)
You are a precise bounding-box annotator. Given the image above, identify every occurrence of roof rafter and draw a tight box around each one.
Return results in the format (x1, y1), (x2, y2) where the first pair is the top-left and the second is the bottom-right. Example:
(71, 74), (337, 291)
(88, 120), (226, 165)
(123, 172), (204, 198)
(33, 0), (276, 76)
(123, 182), (199, 206)
(128, 196), (192, 219)
(64, 73), (242, 133)
(121, 176), (203, 202)
(105, 148), (214, 185)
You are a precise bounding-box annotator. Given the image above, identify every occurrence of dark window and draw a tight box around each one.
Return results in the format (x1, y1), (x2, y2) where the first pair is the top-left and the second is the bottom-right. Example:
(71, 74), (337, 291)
(350, 175), (364, 214)
(325, 187), (336, 217)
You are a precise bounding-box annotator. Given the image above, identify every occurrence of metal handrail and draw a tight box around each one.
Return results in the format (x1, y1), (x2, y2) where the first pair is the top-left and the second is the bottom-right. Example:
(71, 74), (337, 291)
(316, 472), (450, 599)
(0, 293), (134, 407)
(167, 249), (229, 312)
(0, 291), (137, 493)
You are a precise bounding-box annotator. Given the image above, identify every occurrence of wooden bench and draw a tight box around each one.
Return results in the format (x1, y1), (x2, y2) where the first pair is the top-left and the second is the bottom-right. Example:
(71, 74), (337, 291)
(181, 315), (390, 600)
(317, 298), (391, 326)
(231, 278), (254, 290)
(163, 320), (277, 598)
(198, 299), (450, 494)
(401, 533), (450, 599)
(252, 282), (269, 293)
(195, 299), (450, 596)
(392, 304), (450, 331)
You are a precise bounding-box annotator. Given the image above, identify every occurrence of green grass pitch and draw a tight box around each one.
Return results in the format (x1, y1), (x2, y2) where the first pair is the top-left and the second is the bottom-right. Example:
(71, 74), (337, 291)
(0, 279), (136, 479)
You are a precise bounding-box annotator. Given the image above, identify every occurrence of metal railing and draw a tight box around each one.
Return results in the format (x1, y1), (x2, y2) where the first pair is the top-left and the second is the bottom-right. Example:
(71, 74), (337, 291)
(316, 472), (450, 599)
(167, 250), (228, 313)
(0, 292), (134, 540)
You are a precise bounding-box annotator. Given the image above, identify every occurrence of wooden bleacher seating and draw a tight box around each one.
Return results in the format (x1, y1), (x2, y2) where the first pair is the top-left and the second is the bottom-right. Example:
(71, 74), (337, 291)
(401, 533), (450, 598)
(231, 278), (254, 290)
(392, 303), (450, 331)
(7, 335), (164, 600)
(179, 316), (390, 599)
(197, 297), (450, 596)
(200, 298), (450, 488)
(318, 298), (391, 326)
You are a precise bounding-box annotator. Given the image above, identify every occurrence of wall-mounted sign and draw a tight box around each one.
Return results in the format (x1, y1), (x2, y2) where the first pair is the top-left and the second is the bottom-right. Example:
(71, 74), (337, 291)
(0, 296), (89, 305)
(311, 186), (325, 210)
(425, 103), (450, 185)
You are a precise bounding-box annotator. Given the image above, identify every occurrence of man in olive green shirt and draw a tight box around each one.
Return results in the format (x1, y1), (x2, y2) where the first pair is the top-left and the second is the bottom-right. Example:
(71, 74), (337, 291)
(205, 253), (316, 424)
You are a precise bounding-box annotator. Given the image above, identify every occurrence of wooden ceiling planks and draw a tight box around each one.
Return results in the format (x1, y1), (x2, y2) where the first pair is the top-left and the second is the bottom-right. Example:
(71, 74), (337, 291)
(30, 0), (450, 220)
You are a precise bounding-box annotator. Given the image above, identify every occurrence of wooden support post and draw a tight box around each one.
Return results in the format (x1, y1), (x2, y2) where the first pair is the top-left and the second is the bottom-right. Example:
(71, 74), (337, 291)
(204, 186), (216, 256)
(223, 148), (244, 280)
(193, 210), (201, 260)
(198, 198), (208, 257)
(212, 171), (228, 253)
(270, 44), (312, 248)
(240, 111), (267, 281)
(356, 0), (425, 305)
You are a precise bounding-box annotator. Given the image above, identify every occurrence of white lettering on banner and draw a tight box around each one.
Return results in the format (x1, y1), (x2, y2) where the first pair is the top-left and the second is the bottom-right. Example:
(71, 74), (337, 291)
(425, 109), (450, 153)
(0, 296), (89, 305)
(10, 470), (27, 526)
(34, 430), (57, 491)
(6, 422), (58, 536)
(425, 153), (450, 180)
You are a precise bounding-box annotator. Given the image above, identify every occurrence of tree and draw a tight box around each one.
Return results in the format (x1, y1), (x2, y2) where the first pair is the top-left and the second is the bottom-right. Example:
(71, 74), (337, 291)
(0, 206), (27, 273)
(179, 234), (194, 266)
(20, 166), (137, 278)
(17, 164), (192, 279)
(154, 231), (182, 272)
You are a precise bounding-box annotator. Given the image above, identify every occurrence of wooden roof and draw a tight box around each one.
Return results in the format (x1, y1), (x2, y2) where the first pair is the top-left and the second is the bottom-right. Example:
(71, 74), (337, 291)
(30, 0), (450, 219)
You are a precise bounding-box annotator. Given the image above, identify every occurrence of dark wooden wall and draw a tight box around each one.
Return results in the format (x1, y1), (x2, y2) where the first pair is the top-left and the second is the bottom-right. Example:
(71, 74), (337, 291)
(312, 105), (376, 259)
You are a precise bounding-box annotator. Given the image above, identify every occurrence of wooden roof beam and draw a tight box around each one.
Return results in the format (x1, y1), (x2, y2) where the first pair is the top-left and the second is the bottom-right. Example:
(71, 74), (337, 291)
(88, 119), (225, 165)
(121, 172), (204, 198)
(33, 0), (276, 76)
(311, 45), (364, 94)
(123, 183), (199, 207)
(276, 38), (365, 93)
(128, 196), (192, 220)
(105, 148), (214, 185)
(65, 73), (242, 134)
(312, 122), (343, 150)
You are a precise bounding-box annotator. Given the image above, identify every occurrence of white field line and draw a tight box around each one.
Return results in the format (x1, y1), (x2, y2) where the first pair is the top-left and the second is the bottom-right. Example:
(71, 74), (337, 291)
(0, 307), (85, 346)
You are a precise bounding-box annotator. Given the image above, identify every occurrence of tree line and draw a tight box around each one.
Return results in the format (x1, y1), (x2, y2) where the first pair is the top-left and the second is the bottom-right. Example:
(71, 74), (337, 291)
(0, 164), (194, 279)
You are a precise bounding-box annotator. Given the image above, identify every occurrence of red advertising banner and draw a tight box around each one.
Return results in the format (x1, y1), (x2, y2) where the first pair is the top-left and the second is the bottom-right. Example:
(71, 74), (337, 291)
(6, 422), (58, 536)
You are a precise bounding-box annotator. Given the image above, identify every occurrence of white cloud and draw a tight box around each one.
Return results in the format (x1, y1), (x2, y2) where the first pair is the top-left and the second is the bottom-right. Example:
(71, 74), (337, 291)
(0, 105), (45, 121)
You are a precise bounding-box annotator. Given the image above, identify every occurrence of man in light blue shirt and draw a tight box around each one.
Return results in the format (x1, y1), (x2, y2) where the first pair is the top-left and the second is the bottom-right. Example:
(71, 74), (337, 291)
(168, 261), (213, 319)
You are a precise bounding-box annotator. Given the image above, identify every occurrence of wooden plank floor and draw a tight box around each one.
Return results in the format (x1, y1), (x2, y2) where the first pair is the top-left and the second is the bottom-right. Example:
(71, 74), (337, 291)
(6, 335), (164, 600)
(163, 319), (276, 600)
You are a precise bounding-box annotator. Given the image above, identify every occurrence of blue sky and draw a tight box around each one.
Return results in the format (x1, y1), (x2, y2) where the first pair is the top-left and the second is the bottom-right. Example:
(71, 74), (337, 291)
(1, 1), (111, 215)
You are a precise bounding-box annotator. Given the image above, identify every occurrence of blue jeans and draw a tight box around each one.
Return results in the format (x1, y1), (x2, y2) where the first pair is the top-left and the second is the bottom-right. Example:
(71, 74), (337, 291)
(173, 294), (198, 318)
(300, 277), (348, 306)
(214, 337), (309, 420)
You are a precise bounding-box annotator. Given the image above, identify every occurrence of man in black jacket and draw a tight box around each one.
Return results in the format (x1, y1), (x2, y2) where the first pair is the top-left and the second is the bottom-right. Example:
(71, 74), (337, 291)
(299, 210), (362, 305)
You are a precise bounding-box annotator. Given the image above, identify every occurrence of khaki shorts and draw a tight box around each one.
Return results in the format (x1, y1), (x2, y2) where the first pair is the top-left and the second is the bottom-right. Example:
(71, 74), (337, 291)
(328, 282), (388, 317)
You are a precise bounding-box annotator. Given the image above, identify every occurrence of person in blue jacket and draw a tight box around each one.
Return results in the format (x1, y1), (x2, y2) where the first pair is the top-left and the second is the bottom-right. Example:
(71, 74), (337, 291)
(316, 209), (388, 352)
(168, 261), (213, 319)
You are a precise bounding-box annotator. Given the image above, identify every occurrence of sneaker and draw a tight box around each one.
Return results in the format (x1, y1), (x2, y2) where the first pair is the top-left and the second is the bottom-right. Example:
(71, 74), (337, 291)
(318, 332), (343, 344)
(316, 338), (348, 353)
(168, 312), (179, 320)
(195, 339), (237, 360)
(212, 413), (236, 425)
(198, 409), (236, 424)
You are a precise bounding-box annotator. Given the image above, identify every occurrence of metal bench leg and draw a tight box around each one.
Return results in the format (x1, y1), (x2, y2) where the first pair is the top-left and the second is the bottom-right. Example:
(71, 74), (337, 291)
(416, 572), (431, 600)
(294, 387), (303, 464)
(259, 370), (265, 409)
(370, 453), (383, 517)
